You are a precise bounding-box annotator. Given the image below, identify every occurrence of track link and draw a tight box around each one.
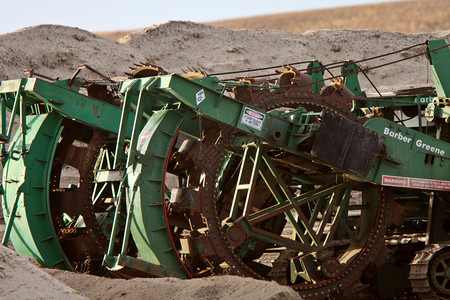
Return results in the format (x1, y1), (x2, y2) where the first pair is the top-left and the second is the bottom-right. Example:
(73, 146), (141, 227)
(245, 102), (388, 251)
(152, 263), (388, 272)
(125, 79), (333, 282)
(410, 243), (450, 299)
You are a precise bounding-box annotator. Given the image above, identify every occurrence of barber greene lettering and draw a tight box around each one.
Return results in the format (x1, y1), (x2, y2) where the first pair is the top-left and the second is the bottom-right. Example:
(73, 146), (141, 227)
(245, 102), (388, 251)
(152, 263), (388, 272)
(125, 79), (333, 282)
(383, 127), (445, 156)
(383, 127), (412, 143)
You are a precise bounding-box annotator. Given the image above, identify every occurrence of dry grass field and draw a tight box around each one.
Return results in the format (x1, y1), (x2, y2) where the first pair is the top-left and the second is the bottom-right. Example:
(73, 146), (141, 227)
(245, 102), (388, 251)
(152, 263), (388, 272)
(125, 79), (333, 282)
(97, 0), (449, 40)
(209, 0), (450, 33)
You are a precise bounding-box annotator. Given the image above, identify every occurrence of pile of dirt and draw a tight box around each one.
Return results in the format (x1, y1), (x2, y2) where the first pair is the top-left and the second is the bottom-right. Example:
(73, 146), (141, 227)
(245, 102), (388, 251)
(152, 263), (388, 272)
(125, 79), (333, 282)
(0, 245), (86, 299)
(44, 268), (301, 300)
(0, 244), (300, 300)
(1, 22), (449, 92)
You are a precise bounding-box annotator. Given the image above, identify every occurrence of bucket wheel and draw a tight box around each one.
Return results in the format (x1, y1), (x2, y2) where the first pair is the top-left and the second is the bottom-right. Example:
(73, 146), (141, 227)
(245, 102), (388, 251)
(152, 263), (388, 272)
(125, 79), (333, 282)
(169, 95), (390, 298)
(49, 120), (110, 273)
(204, 141), (392, 299)
(134, 111), (391, 299)
(125, 71), (390, 298)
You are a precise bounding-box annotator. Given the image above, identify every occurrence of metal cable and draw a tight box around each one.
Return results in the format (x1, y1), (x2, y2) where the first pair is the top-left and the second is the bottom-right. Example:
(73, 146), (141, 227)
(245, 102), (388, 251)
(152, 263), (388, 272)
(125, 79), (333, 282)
(319, 42), (427, 72)
(211, 42), (427, 79)
(210, 60), (314, 76)
(282, 43), (450, 89)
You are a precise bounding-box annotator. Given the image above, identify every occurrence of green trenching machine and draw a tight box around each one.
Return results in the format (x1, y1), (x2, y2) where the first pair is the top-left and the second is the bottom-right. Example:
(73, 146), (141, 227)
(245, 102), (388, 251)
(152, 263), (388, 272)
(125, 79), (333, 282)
(0, 40), (449, 299)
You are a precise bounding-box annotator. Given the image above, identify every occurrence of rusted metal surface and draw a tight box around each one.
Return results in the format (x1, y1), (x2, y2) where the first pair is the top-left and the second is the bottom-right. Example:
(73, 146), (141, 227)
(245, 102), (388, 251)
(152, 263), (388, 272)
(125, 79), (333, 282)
(410, 243), (450, 299)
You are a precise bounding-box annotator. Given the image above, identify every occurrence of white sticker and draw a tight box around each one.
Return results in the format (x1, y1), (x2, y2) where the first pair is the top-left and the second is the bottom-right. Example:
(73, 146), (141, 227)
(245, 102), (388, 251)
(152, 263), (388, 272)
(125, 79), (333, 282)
(241, 108), (265, 130)
(382, 175), (450, 191)
(196, 89), (205, 105)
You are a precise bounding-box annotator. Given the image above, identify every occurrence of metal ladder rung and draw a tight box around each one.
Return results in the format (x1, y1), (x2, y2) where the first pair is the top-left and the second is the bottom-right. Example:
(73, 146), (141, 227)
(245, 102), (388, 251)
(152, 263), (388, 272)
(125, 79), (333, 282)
(236, 183), (251, 190)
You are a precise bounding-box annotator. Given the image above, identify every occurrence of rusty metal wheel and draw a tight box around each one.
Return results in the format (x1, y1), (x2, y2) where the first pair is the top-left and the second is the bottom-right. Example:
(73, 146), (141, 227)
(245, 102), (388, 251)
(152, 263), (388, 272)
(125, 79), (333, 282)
(192, 129), (392, 299)
(49, 120), (109, 273)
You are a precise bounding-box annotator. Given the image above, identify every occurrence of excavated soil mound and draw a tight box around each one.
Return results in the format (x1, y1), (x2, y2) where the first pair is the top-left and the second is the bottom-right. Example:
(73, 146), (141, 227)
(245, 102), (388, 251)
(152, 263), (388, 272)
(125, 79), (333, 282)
(0, 245), (299, 300)
(44, 268), (301, 300)
(1, 22), (449, 92)
(0, 245), (86, 299)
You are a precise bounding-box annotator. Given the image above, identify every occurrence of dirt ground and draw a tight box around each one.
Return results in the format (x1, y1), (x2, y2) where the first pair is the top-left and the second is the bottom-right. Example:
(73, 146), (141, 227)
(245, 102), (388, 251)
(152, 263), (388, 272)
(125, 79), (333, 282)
(0, 244), (301, 300)
(0, 21), (449, 299)
(1, 22), (449, 91)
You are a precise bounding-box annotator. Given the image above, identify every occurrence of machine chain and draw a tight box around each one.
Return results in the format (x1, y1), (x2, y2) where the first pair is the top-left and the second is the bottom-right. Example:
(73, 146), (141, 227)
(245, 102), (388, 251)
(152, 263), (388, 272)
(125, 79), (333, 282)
(410, 243), (450, 300)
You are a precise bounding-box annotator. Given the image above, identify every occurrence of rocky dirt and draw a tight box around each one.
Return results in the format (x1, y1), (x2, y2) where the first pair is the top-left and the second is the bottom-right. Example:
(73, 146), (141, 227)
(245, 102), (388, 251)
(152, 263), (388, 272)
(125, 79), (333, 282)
(1, 22), (449, 91)
(0, 245), (86, 300)
(44, 267), (301, 300)
(0, 21), (449, 299)
(0, 243), (301, 299)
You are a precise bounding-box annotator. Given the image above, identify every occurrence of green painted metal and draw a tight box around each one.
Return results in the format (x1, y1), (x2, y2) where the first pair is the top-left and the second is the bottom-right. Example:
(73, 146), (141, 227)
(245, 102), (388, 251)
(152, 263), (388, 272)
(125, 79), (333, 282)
(104, 254), (171, 277)
(249, 182), (345, 224)
(431, 253), (450, 293)
(341, 59), (438, 120)
(258, 148), (322, 246)
(1, 191), (21, 246)
(229, 146), (254, 220)
(427, 40), (450, 99)
(1, 97), (6, 154)
(342, 61), (363, 97)
(103, 172), (127, 266)
(129, 109), (188, 277)
(104, 109), (188, 278)
(119, 74), (324, 156)
(306, 61), (324, 95)
(116, 80), (156, 258)
(0, 77), (135, 136)
(224, 142), (365, 254)
(1, 113), (71, 269)
(158, 74), (291, 144)
(364, 117), (449, 188)
(354, 94), (436, 108)
(0, 79), (25, 147)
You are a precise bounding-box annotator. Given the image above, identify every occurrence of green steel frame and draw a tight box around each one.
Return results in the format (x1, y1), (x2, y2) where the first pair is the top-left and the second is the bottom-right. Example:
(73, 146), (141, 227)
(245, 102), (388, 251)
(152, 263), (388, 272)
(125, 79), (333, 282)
(1, 113), (71, 269)
(222, 143), (376, 252)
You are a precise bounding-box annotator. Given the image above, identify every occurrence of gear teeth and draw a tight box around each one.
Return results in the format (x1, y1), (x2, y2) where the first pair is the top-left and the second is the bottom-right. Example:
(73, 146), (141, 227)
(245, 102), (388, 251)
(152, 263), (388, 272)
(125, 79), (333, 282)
(126, 63), (166, 79)
(182, 66), (208, 80)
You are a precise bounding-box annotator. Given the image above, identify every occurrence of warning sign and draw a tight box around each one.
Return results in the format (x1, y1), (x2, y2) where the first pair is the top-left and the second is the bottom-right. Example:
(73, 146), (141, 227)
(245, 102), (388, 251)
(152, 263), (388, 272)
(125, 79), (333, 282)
(240, 108), (265, 130)
(382, 175), (450, 191)
(196, 89), (205, 105)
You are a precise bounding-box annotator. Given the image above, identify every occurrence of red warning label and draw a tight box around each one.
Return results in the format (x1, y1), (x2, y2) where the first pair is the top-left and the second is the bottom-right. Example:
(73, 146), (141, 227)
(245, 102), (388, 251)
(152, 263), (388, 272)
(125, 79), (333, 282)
(382, 175), (450, 191)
